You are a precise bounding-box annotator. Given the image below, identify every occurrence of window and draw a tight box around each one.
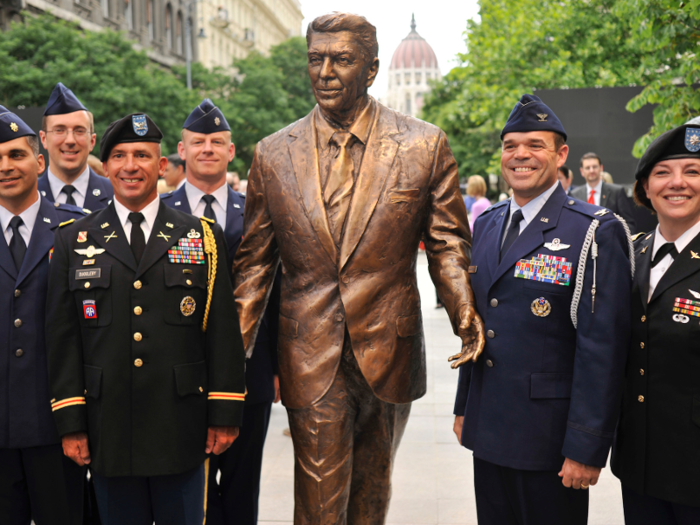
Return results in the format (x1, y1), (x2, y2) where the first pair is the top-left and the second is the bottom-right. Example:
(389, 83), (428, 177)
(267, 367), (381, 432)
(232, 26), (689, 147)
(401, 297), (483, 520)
(124, 0), (133, 30)
(165, 4), (173, 49)
(396, 74), (400, 86)
(405, 72), (411, 85)
(187, 17), (193, 57)
(176, 11), (183, 54)
(147, 0), (155, 41)
(416, 72), (421, 84)
(101, 0), (109, 18)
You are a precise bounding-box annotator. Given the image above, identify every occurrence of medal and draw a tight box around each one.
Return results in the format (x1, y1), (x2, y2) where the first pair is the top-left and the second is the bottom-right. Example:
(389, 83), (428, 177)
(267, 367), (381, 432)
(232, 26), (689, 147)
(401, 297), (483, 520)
(531, 297), (552, 317)
(180, 296), (196, 316)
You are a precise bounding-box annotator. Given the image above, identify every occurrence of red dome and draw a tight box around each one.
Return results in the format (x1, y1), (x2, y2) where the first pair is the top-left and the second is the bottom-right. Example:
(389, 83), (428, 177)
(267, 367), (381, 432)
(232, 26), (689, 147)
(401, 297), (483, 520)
(389, 15), (438, 70)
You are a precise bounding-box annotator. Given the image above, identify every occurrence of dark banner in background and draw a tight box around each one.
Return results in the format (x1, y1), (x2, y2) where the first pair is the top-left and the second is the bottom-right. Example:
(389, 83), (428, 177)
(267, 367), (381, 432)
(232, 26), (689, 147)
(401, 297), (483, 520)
(14, 106), (49, 162)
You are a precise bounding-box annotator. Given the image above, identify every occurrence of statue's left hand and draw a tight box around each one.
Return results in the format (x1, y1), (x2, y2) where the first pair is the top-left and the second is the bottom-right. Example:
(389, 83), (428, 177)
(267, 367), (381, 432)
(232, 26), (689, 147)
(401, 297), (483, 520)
(448, 303), (485, 368)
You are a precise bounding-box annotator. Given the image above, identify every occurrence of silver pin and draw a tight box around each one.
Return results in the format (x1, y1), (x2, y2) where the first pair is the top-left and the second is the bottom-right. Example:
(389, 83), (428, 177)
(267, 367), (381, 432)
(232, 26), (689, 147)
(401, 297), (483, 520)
(540, 217), (549, 223)
(43, 217), (51, 223)
(544, 238), (570, 251)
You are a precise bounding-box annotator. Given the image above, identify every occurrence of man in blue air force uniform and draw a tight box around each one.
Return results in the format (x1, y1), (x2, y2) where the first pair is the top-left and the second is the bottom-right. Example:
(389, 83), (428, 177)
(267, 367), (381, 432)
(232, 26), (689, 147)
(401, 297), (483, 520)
(38, 82), (113, 211)
(452, 95), (633, 524)
(161, 99), (280, 525)
(0, 107), (86, 524)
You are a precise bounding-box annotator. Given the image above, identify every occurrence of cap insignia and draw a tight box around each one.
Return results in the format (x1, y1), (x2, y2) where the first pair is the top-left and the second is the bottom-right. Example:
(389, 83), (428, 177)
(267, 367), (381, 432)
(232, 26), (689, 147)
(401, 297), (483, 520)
(10, 122), (18, 132)
(536, 114), (548, 122)
(214, 117), (221, 126)
(685, 128), (700, 152)
(132, 114), (148, 137)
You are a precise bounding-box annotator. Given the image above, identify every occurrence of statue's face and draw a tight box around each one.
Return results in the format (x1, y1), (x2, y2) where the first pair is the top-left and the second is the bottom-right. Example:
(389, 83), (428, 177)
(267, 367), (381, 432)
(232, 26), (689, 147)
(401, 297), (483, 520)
(307, 31), (378, 118)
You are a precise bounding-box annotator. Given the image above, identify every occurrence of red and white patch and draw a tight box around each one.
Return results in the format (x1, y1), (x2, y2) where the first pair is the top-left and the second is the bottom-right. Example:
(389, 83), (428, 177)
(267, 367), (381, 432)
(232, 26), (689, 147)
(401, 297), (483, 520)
(83, 300), (97, 319)
(77, 231), (88, 243)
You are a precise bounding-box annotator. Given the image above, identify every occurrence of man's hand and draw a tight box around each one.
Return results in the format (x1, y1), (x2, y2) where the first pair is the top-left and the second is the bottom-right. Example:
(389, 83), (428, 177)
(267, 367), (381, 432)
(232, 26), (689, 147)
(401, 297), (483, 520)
(448, 303), (486, 368)
(273, 375), (281, 404)
(62, 432), (91, 466)
(558, 457), (601, 489)
(453, 416), (464, 445)
(205, 426), (239, 455)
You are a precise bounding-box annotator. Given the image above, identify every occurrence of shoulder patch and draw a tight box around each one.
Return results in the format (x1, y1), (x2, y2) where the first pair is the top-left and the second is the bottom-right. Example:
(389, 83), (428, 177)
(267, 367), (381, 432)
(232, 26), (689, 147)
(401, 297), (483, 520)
(631, 232), (646, 242)
(200, 216), (215, 224)
(82, 208), (92, 214)
(59, 219), (75, 228)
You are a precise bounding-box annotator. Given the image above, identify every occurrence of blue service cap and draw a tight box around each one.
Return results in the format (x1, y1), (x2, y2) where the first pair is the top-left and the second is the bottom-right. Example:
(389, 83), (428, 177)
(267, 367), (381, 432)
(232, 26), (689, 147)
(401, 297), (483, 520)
(44, 82), (88, 116)
(99, 113), (163, 162)
(634, 124), (700, 181)
(183, 98), (230, 133)
(500, 94), (567, 141)
(0, 105), (36, 143)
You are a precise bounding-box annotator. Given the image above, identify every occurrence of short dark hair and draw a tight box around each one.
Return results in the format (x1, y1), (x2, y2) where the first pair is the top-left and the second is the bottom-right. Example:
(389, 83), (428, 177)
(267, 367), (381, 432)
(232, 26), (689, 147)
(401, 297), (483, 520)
(167, 153), (185, 170)
(26, 135), (40, 157)
(580, 152), (602, 167)
(633, 178), (654, 212)
(558, 165), (571, 179)
(306, 12), (378, 61)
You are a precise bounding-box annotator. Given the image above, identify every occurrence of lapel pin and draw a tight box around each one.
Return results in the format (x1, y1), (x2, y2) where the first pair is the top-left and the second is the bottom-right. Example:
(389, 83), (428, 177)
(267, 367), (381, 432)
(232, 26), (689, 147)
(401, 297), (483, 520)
(641, 246), (648, 254)
(104, 231), (117, 243)
(233, 203), (241, 209)
(544, 238), (570, 251)
(101, 222), (109, 229)
(93, 189), (101, 197)
(691, 250), (700, 259)
(43, 217), (51, 223)
(175, 201), (181, 206)
(540, 217), (549, 223)
(166, 222), (174, 229)
(157, 231), (171, 242)
(41, 191), (46, 197)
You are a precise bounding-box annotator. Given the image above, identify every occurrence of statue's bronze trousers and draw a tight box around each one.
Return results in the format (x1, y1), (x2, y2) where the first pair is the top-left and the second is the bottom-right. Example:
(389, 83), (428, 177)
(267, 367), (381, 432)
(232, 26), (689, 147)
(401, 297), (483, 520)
(286, 334), (411, 525)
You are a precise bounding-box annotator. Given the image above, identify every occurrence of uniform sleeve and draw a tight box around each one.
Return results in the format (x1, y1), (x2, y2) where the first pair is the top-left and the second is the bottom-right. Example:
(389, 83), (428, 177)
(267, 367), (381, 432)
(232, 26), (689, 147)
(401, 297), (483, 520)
(562, 217), (632, 467)
(45, 226), (87, 436)
(206, 223), (247, 427)
(453, 362), (473, 416)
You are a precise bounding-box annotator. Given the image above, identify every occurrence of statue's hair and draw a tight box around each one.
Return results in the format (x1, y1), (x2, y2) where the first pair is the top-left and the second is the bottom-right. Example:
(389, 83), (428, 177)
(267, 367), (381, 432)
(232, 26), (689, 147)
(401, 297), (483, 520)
(306, 12), (378, 61)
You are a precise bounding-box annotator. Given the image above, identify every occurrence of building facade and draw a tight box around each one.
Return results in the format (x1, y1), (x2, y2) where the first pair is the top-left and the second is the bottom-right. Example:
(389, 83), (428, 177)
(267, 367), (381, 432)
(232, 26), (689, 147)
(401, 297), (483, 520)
(384, 15), (441, 118)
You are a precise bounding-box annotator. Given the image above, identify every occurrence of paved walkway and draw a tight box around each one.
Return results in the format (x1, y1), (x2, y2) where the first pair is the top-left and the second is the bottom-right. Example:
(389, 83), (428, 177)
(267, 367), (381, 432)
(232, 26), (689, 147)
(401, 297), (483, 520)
(258, 251), (625, 524)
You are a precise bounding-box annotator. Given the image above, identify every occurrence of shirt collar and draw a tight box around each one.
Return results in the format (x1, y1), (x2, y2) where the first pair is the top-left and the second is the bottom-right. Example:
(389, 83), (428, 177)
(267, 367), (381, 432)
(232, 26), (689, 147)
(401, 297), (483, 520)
(586, 178), (603, 195)
(314, 96), (377, 148)
(509, 181), (560, 225)
(113, 195), (161, 230)
(0, 192), (41, 236)
(185, 180), (229, 211)
(48, 165), (90, 199)
(652, 219), (700, 259)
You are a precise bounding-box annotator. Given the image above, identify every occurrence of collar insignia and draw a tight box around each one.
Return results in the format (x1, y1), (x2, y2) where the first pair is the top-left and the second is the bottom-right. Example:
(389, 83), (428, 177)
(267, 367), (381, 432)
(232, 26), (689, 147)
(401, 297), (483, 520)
(93, 189), (101, 197)
(691, 250), (700, 259)
(43, 217), (51, 223)
(101, 222), (109, 229)
(166, 222), (174, 228)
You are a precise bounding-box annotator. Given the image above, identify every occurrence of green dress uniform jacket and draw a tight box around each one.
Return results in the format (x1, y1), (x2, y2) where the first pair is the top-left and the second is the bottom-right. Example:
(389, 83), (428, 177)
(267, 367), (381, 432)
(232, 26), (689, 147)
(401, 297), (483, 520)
(46, 201), (246, 478)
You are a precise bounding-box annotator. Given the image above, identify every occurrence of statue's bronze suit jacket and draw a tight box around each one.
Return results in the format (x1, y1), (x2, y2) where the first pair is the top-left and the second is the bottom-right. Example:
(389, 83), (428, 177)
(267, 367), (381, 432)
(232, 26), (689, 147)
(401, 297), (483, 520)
(233, 102), (473, 409)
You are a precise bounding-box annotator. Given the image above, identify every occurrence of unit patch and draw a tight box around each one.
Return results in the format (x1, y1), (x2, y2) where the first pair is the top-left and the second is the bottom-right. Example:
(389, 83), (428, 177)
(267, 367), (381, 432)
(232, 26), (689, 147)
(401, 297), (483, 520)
(531, 297), (552, 317)
(132, 114), (148, 136)
(515, 254), (572, 286)
(180, 296), (196, 316)
(685, 128), (700, 152)
(673, 297), (700, 318)
(83, 300), (97, 319)
(168, 238), (205, 264)
(77, 231), (88, 243)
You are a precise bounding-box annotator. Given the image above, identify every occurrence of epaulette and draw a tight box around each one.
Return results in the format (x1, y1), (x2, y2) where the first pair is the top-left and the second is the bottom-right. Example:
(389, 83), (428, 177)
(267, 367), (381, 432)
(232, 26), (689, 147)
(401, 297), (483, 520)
(563, 198), (612, 220)
(59, 219), (75, 228)
(237, 191), (246, 200)
(82, 208), (92, 214)
(631, 232), (646, 242)
(200, 216), (215, 224)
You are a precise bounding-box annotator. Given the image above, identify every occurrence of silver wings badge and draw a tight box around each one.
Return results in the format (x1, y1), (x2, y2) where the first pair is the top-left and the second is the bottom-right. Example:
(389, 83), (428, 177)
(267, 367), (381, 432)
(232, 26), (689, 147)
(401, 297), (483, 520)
(544, 238), (570, 251)
(75, 245), (106, 258)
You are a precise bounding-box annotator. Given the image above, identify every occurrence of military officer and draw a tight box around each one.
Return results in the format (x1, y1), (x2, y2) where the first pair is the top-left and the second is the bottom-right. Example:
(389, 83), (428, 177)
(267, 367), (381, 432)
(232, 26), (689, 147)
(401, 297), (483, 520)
(452, 94), (632, 524)
(0, 107), (86, 524)
(612, 123), (700, 524)
(38, 82), (113, 211)
(46, 113), (246, 525)
(162, 99), (280, 525)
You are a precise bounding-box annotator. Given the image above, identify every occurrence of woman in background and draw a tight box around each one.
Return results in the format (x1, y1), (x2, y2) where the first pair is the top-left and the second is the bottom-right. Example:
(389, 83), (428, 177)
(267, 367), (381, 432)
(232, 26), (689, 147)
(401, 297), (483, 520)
(466, 175), (490, 232)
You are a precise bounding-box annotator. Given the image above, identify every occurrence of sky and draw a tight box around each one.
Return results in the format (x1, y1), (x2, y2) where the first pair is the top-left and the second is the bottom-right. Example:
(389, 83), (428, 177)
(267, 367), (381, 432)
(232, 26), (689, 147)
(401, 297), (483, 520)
(299, 0), (481, 100)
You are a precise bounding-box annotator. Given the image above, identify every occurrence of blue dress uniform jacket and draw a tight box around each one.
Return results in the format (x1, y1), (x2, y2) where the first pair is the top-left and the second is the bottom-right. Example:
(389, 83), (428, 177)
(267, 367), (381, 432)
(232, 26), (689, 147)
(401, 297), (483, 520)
(45, 201), (246, 478)
(0, 199), (85, 448)
(612, 230), (700, 507)
(454, 185), (632, 470)
(38, 168), (113, 211)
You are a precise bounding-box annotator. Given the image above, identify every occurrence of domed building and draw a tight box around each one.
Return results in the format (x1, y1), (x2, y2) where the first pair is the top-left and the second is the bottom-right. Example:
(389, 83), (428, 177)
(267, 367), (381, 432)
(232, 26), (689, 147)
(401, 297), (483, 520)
(384, 15), (441, 118)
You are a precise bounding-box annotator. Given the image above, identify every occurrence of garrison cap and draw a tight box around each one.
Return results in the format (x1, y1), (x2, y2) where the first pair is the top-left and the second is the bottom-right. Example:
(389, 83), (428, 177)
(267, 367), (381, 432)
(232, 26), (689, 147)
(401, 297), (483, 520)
(0, 105), (36, 143)
(183, 98), (230, 133)
(99, 113), (162, 161)
(634, 124), (700, 181)
(501, 94), (567, 141)
(44, 82), (88, 116)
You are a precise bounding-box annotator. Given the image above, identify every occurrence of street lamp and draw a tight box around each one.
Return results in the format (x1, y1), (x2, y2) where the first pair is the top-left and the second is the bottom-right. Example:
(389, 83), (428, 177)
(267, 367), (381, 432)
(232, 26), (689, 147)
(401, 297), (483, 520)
(185, 0), (206, 90)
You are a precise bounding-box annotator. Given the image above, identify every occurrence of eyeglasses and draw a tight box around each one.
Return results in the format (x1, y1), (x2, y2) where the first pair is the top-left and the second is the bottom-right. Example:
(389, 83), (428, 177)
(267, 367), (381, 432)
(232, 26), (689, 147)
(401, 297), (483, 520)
(46, 128), (90, 138)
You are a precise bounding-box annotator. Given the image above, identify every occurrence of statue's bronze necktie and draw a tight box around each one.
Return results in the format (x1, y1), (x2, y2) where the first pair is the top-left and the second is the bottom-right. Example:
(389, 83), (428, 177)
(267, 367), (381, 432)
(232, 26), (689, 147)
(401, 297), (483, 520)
(324, 131), (354, 246)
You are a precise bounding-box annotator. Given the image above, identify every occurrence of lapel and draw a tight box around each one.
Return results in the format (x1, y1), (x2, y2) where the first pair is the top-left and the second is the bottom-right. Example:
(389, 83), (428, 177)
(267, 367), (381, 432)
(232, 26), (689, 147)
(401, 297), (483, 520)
(635, 232), (654, 312)
(288, 110), (337, 265)
(600, 182), (610, 206)
(650, 230), (700, 304)
(339, 105), (401, 270)
(170, 185), (192, 214)
(135, 201), (187, 279)
(38, 173), (55, 201)
(84, 170), (110, 210)
(481, 203), (509, 285)
(15, 198), (58, 286)
(87, 204), (138, 272)
(0, 214), (18, 280)
(490, 186), (567, 285)
(225, 187), (244, 257)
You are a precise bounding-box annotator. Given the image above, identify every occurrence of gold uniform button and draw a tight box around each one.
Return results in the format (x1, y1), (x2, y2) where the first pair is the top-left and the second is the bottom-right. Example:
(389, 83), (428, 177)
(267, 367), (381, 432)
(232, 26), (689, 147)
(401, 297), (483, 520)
(14, 319), (22, 328)
(640, 342), (645, 349)
(14, 289), (20, 298)
(134, 306), (143, 315)
(84, 389), (87, 395)
(134, 281), (142, 290)
(638, 395), (644, 403)
(186, 279), (192, 286)
(84, 282), (91, 289)
(15, 349), (23, 357)
(134, 332), (143, 342)
(641, 315), (646, 322)
(134, 359), (143, 367)
(640, 369), (645, 376)
(199, 387), (204, 393)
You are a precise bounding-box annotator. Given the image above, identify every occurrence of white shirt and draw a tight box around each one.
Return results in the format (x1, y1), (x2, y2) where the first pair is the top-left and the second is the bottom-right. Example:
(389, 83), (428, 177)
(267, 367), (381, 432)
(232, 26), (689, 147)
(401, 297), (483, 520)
(648, 219), (700, 301)
(585, 179), (603, 206)
(185, 181), (228, 225)
(502, 181), (560, 247)
(113, 196), (160, 244)
(48, 166), (90, 208)
(0, 192), (41, 247)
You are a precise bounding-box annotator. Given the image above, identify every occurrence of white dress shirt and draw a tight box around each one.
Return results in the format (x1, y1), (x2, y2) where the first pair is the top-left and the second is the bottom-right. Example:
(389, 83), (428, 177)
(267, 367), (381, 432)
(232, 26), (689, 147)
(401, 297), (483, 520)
(48, 166), (90, 208)
(113, 196), (160, 244)
(502, 181), (560, 247)
(185, 181), (228, 225)
(648, 219), (700, 301)
(0, 192), (41, 247)
(585, 179), (603, 206)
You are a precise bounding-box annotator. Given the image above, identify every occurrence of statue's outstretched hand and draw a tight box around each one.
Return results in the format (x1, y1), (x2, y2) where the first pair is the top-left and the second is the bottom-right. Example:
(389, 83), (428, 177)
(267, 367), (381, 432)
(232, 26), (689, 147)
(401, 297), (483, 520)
(448, 303), (485, 368)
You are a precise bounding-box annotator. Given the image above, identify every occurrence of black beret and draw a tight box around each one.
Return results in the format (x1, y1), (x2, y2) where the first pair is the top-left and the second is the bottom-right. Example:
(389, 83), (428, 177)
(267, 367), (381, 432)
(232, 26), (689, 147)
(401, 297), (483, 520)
(0, 105), (36, 143)
(99, 113), (163, 162)
(501, 94), (567, 141)
(634, 124), (700, 181)
(183, 98), (230, 133)
(44, 82), (88, 116)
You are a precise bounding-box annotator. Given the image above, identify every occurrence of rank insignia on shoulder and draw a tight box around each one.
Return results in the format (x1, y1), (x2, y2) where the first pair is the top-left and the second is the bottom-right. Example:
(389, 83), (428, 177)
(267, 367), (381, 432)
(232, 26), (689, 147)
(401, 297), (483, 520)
(93, 189), (101, 197)
(43, 217), (51, 223)
(82, 208), (91, 214)
(645, 234), (653, 241)
(515, 254), (572, 286)
(544, 238), (570, 251)
(83, 300), (97, 319)
(689, 289), (700, 299)
(187, 229), (201, 239)
(673, 297), (700, 318)
(594, 209), (610, 216)
(531, 297), (551, 317)
(691, 250), (700, 259)
(180, 296), (196, 316)
(59, 219), (75, 228)
(77, 231), (88, 243)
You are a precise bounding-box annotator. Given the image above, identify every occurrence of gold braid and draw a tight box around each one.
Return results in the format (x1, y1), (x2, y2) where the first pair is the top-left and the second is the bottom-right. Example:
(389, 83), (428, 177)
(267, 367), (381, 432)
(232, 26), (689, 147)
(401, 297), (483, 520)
(201, 219), (217, 332)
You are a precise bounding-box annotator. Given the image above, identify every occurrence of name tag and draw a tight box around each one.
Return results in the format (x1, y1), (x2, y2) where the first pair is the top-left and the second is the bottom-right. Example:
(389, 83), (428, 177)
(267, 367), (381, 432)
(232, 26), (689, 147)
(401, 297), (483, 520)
(75, 268), (101, 280)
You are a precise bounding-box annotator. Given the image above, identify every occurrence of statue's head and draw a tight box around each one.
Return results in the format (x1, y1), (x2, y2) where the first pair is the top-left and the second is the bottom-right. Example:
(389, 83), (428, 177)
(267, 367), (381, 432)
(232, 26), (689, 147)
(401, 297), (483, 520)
(306, 13), (379, 121)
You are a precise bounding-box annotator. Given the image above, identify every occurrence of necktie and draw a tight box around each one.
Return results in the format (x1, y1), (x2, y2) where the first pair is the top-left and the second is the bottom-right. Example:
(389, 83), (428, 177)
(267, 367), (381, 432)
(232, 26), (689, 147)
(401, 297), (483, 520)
(500, 209), (524, 262)
(8, 216), (27, 271)
(62, 185), (77, 206)
(202, 195), (217, 223)
(324, 131), (354, 246)
(128, 212), (146, 264)
(651, 242), (678, 268)
(587, 189), (595, 205)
